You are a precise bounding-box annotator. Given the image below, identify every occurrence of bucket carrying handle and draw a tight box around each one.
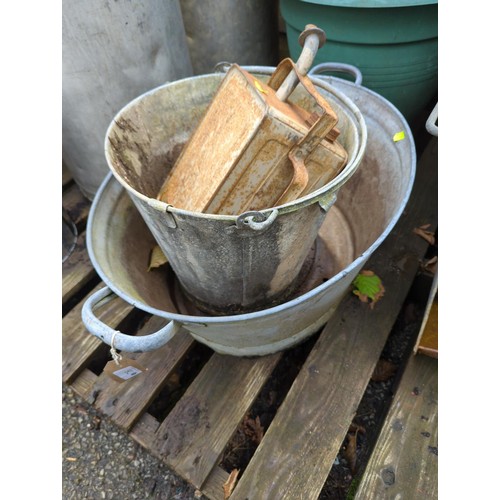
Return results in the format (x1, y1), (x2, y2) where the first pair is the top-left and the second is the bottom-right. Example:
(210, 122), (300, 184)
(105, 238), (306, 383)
(81, 286), (182, 353)
(268, 58), (340, 204)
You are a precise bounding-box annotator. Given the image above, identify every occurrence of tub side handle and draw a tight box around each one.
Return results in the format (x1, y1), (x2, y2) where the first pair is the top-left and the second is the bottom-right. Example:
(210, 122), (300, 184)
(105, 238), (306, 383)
(81, 286), (181, 353)
(309, 63), (363, 86)
(426, 102), (438, 137)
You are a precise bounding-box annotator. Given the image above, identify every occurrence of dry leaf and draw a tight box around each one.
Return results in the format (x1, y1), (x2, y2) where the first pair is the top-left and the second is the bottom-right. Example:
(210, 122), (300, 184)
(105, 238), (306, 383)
(343, 432), (358, 473)
(89, 415), (101, 430)
(242, 414), (264, 444)
(165, 372), (180, 392)
(349, 422), (366, 435)
(75, 404), (89, 415)
(413, 225), (435, 245)
(147, 245), (168, 271)
(352, 270), (385, 309)
(421, 255), (438, 275)
(223, 468), (240, 499)
(371, 359), (397, 382)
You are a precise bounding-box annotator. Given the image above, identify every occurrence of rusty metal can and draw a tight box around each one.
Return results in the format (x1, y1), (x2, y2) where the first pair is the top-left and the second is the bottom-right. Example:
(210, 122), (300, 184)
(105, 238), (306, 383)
(157, 58), (349, 214)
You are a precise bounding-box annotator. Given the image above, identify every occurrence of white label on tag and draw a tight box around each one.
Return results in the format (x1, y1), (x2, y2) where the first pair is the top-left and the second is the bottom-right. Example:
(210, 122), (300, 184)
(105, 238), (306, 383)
(113, 365), (143, 380)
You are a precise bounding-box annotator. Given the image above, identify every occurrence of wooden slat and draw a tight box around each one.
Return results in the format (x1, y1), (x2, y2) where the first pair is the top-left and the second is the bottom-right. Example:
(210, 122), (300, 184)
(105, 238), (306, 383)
(230, 136), (438, 500)
(88, 316), (195, 431)
(355, 355), (438, 499)
(62, 182), (91, 231)
(62, 284), (135, 383)
(62, 231), (97, 304)
(130, 412), (162, 451)
(70, 368), (98, 399)
(201, 466), (230, 500)
(151, 352), (282, 489)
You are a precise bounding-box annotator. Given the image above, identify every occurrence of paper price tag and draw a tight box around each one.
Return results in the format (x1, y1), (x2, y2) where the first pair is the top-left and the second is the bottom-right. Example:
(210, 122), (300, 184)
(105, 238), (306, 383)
(103, 358), (147, 383)
(113, 365), (142, 380)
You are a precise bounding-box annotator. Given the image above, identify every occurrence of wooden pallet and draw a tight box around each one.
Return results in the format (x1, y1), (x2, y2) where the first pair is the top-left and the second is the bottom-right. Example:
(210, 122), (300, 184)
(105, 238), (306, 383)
(62, 137), (438, 499)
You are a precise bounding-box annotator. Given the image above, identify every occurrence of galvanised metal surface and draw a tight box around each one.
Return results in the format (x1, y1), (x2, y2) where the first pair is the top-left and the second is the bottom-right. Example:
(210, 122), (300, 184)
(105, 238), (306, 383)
(82, 67), (416, 356)
(180, 0), (280, 75)
(103, 66), (366, 314)
(62, 0), (193, 199)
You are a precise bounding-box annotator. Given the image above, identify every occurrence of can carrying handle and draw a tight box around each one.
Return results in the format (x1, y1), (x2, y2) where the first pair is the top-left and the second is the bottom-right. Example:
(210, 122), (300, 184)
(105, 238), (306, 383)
(309, 62), (363, 86)
(81, 286), (182, 353)
(268, 58), (340, 205)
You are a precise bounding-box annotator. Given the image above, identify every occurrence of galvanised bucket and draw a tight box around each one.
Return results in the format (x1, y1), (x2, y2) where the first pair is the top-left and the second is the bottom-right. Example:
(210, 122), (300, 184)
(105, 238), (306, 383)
(82, 64), (416, 357)
(103, 65), (366, 315)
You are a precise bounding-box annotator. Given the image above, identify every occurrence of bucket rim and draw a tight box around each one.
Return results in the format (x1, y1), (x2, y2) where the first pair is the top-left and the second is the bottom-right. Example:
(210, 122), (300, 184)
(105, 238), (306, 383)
(103, 69), (368, 220)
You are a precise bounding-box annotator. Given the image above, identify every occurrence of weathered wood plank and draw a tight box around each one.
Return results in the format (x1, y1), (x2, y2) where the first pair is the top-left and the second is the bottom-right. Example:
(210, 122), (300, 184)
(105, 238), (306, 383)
(130, 412), (162, 451)
(70, 368), (98, 400)
(201, 466), (230, 500)
(354, 355), (438, 499)
(88, 316), (195, 431)
(152, 352), (282, 489)
(62, 284), (134, 384)
(62, 182), (91, 231)
(230, 136), (438, 500)
(62, 231), (97, 304)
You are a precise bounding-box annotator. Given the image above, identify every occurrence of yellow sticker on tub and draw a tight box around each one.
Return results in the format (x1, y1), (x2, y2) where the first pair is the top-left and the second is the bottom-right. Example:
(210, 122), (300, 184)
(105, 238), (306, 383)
(393, 131), (405, 142)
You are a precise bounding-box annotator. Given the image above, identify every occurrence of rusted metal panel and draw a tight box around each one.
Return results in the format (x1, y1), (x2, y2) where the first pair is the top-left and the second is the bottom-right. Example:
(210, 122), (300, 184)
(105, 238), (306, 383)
(157, 58), (348, 215)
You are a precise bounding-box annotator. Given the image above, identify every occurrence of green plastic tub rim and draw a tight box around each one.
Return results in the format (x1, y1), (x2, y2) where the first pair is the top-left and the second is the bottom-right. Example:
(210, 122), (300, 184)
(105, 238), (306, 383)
(282, 0), (438, 122)
(300, 0), (437, 7)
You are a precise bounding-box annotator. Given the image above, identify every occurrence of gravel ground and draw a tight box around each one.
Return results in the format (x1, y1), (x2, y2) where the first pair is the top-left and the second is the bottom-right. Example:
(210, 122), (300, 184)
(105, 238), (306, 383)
(62, 383), (202, 500)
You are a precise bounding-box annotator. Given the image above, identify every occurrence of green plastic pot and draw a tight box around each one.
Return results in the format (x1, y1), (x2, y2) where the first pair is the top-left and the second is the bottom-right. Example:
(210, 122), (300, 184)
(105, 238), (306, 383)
(280, 0), (438, 123)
